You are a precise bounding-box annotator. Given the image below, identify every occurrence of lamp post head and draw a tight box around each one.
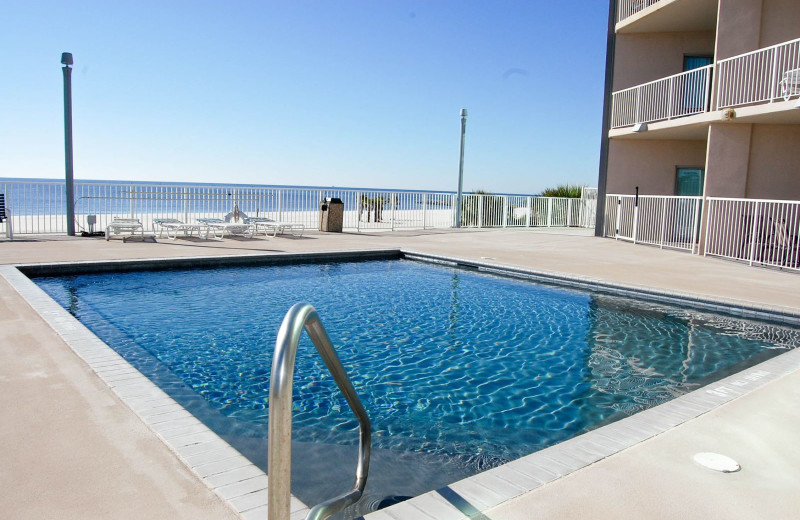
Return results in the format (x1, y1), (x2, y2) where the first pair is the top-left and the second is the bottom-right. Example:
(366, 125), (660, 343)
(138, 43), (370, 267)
(61, 52), (73, 66)
(460, 108), (468, 118)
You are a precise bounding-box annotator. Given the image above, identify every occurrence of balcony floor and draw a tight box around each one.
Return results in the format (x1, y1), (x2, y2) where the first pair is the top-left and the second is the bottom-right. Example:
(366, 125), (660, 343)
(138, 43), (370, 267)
(610, 98), (800, 140)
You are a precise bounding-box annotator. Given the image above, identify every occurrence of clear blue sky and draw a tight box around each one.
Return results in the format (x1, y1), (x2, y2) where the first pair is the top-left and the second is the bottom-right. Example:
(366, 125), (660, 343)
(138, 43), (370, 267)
(1, 1), (608, 194)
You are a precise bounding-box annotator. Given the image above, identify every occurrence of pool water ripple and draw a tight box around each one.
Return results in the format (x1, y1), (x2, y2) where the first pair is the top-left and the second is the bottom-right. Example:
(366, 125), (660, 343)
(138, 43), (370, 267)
(35, 259), (800, 516)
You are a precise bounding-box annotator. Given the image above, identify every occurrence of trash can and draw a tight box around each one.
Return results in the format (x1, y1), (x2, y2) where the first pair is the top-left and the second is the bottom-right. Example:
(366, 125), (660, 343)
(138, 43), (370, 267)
(319, 197), (344, 232)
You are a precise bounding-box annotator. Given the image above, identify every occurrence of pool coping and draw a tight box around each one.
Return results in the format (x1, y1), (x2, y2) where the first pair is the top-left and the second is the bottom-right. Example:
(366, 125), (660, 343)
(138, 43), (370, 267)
(4, 248), (800, 520)
(402, 250), (800, 326)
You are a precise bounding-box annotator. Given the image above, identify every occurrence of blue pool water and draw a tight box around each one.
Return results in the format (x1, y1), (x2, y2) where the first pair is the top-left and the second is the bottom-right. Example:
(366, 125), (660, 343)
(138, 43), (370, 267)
(35, 259), (800, 516)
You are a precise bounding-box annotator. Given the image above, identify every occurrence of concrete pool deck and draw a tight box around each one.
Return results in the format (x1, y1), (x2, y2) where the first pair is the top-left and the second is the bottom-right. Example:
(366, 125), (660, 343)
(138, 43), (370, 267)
(1, 228), (799, 519)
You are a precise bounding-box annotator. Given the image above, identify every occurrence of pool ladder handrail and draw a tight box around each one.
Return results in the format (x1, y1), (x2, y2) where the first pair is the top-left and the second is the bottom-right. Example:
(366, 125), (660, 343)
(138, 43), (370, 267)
(269, 303), (371, 520)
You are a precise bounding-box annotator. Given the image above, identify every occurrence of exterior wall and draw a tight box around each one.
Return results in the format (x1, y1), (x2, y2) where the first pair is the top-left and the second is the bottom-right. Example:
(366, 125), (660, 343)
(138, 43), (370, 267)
(613, 31), (716, 90)
(607, 139), (708, 195)
(716, 0), (799, 56)
(603, 0), (800, 217)
(746, 124), (800, 199)
(716, 0), (763, 60)
(704, 123), (752, 198)
(759, 0), (800, 47)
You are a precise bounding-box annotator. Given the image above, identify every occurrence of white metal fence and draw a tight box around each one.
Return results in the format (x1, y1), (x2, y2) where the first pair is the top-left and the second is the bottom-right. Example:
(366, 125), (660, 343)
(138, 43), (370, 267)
(704, 197), (799, 271)
(604, 193), (799, 272)
(604, 194), (702, 251)
(610, 66), (713, 129)
(717, 37), (800, 108)
(617, 0), (660, 23)
(458, 192), (596, 229)
(0, 180), (597, 237)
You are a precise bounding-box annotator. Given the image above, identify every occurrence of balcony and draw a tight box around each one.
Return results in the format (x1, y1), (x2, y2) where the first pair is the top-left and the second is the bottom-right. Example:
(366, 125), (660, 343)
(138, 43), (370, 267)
(617, 0), (660, 23)
(717, 37), (800, 108)
(610, 66), (712, 129)
(616, 0), (717, 33)
(610, 37), (800, 132)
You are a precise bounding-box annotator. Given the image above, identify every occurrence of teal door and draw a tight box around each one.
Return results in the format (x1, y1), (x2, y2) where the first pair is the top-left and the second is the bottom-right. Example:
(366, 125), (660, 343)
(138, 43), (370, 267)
(676, 168), (705, 196)
(683, 56), (713, 112)
(676, 168), (704, 244)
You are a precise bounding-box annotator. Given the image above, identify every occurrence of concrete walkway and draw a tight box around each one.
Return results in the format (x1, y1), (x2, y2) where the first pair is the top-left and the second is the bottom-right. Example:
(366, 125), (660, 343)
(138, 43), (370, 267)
(1, 228), (798, 519)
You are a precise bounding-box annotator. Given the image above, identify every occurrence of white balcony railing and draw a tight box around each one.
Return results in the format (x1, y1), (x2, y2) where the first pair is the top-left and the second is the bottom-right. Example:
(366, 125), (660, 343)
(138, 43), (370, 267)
(611, 37), (800, 130)
(617, 0), (660, 23)
(717, 37), (800, 108)
(610, 66), (713, 129)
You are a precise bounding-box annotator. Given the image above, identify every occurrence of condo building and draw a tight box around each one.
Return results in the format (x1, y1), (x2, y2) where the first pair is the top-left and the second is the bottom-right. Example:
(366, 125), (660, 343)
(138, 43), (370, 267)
(597, 0), (800, 269)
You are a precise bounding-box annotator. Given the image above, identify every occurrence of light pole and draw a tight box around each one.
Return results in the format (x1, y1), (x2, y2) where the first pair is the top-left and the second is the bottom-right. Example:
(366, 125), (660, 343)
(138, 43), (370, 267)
(454, 108), (467, 228)
(62, 52), (76, 236)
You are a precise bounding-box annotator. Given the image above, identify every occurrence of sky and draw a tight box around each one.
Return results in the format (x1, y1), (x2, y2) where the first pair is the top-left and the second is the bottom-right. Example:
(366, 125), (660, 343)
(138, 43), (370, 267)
(1, 1), (609, 194)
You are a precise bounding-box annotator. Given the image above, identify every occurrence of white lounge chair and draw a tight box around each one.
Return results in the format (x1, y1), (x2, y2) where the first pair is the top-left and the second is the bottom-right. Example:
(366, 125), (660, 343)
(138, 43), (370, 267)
(780, 68), (800, 101)
(247, 217), (305, 237)
(106, 218), (144, 242)
(197, 218), (256, 240)
(198, 206), (256, 240)
(153, 218), (203, 240)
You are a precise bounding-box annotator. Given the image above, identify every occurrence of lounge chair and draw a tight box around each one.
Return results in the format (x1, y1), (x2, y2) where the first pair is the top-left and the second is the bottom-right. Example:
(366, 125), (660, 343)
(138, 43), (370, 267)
(106, 218), (144, 242)
(246, 217), (305, 237)
(197, 206), (256, 240)
(153, 218), (203, 240)
(772, 219), (798, 267)
(780, 68), (800, 101)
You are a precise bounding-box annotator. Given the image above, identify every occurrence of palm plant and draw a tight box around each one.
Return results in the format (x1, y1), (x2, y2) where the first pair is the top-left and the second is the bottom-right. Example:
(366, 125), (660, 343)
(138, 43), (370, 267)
(539, 184), (584, 198)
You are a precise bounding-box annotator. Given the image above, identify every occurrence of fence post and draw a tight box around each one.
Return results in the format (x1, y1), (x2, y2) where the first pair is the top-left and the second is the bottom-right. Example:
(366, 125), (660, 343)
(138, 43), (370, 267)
(129, 184), (134, 218)
(567, 199), (573, 227)
(659, 198), (667, 248)
(703, 198), (713, 257)
(183, 187), (189, 223)
(526, 197), (532, 227)
(421, 193), (427, 229)
(769, 48), (779, 102)
(703, 65), (712, 112)
(547, 198), (553, 227)
(748, 201), (760, 266)
(478, 195), (483, 228)
(391, 193), (396, 231)
(615, 197), (622, 239)
(356, 191), (362, 233)
(5, 183), (13, 240)
(634, 187), (641, 244)
(689, 197), (700, 254)
(502, 197), (508, 228)
(635, 86), (642, 124)
(667, 76), (674, 119)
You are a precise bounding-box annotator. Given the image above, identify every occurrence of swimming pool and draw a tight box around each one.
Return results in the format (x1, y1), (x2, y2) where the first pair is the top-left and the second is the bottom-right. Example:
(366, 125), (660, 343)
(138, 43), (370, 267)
(33, 257), (800, 517)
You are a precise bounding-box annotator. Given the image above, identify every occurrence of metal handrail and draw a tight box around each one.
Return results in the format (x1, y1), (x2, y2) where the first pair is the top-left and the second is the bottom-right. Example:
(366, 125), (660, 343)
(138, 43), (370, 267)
(268, 303), (371, 520)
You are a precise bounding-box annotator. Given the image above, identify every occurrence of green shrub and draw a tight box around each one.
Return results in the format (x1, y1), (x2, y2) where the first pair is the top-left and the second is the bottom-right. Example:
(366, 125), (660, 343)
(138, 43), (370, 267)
(540, 184), (584, 198)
